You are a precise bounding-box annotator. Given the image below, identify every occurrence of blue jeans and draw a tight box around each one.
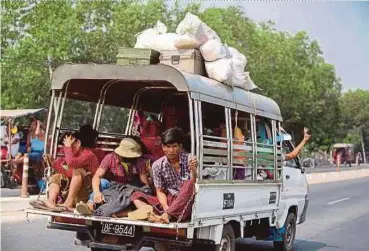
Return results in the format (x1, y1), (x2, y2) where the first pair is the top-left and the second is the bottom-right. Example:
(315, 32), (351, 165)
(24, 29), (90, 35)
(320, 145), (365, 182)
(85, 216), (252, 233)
(88, 178), (111, 203)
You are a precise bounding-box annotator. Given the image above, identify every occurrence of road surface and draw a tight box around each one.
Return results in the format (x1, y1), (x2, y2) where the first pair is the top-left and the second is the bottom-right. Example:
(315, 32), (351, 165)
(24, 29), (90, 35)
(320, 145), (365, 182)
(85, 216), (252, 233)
(2, 177), (369, 251)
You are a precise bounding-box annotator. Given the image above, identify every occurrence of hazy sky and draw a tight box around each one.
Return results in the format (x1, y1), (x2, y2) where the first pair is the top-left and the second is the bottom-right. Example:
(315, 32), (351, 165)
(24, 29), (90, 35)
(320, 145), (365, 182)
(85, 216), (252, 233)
(179, 1), (369, 90)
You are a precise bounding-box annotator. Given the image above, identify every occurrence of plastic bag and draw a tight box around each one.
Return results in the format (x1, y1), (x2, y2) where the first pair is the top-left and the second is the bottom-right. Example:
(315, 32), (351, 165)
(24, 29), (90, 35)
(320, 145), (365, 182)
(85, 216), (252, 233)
(205, 58), (233, 85)
(151, 33), (181, 51)
(228, 47), (248, 89)
(176, 12), (220, 46)
(135, 21), (167, 49)
(200, 39), (229, 62)
(244, 72), (260, 90)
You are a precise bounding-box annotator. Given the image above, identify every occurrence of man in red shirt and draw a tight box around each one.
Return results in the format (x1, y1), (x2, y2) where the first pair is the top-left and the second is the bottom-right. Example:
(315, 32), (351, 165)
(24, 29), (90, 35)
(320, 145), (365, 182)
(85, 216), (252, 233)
(74, 137), (153, 216)
(30, 128), (99, 211)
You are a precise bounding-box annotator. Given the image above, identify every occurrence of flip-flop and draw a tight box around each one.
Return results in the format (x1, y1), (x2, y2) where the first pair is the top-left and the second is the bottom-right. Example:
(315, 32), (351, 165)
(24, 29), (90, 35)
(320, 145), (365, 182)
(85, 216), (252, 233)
(29, 200), (49, 210)
(74, 202), (92, 215)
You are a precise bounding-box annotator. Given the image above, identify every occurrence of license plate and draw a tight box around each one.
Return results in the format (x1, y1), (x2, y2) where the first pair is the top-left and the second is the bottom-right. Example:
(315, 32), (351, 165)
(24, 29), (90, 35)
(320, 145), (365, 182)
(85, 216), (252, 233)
(101, 222), (135, 237)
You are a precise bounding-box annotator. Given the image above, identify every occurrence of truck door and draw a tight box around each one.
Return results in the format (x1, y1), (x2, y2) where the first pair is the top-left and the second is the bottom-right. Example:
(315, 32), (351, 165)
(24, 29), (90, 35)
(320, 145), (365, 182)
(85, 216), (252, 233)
(282, 140), (308, 222)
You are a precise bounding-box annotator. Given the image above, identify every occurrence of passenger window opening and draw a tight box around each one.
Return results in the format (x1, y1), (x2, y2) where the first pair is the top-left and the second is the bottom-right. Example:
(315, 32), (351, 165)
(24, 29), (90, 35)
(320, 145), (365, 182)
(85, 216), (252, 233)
(200, 102), (228, 180)
(255, 116), (276, 181)
(283, 140), (300, 169)
(230, 110), (254, 181)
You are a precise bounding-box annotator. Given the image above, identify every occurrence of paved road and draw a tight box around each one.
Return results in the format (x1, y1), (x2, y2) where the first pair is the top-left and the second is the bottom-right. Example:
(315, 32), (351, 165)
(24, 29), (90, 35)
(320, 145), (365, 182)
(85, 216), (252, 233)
(2, 177), (369, 251)
(305, 163), (369, 173)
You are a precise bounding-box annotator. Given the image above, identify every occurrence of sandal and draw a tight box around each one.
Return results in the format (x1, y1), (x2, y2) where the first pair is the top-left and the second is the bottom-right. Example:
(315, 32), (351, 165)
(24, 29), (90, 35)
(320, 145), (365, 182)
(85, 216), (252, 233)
(29, 200), (49, 211)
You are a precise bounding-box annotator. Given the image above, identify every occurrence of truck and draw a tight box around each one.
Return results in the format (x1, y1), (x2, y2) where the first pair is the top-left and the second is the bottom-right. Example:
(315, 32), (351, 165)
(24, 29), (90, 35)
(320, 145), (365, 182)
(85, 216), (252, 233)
(26, 63), (309, 251)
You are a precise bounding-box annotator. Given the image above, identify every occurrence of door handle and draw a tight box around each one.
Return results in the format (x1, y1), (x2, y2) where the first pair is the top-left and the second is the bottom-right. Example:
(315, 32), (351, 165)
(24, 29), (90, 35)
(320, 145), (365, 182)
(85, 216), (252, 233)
(286, 175), (290, 179)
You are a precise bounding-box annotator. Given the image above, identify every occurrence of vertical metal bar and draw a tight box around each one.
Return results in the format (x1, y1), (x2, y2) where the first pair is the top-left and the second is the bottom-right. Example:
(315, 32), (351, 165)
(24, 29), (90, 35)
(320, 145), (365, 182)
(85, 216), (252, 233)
(125, 87), (148, 135)
(272, 120), (277, 181)
(251, 114), (257, 180)
(196, 101), (203, 180)
(96, 80), (119, 131)
(50, 92), (62, 158)
(44, 91), (55, 156)
(225, 108), (232, 180)
(278, 121), (282, 180)
(187, 93), (195, 156)
(53, 87), (68, 157)
(93, 80), (116, 129)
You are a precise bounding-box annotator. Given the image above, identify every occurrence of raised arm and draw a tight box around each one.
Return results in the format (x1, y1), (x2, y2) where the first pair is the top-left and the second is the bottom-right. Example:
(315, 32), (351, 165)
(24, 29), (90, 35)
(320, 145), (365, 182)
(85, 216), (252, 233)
(285, 127), (311, 161)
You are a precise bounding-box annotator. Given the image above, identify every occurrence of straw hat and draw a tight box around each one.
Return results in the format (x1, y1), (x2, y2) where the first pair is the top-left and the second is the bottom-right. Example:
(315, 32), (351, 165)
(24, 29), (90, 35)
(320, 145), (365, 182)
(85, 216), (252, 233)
(114, 138), (142, 158)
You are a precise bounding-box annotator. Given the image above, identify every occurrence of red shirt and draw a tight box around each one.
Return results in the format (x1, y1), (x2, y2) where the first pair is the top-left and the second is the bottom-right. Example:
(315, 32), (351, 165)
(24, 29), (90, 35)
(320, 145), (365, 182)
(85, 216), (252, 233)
(100, 152), (153, 184)
(52, 147), (99, 178)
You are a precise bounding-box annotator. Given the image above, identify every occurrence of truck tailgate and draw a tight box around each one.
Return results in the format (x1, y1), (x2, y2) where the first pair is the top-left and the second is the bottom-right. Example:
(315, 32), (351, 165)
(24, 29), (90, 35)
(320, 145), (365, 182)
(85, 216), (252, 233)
(25, 208), (191, 229)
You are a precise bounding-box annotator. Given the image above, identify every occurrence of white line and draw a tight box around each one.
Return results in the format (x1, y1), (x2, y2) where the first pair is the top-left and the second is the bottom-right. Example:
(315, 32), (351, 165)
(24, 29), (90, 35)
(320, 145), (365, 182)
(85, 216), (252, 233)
(327, 197), (349, 205)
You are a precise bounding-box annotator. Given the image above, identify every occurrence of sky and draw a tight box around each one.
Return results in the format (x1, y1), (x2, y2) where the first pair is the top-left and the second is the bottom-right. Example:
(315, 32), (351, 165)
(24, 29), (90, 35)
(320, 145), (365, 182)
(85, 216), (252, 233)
(179, 1), (369, 90)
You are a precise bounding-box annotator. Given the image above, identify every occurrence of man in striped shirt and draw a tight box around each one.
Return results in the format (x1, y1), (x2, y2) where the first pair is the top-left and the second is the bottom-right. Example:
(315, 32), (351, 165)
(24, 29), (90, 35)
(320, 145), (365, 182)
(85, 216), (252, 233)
(130, 127), (198, 223)
(31, 126), (99, 211)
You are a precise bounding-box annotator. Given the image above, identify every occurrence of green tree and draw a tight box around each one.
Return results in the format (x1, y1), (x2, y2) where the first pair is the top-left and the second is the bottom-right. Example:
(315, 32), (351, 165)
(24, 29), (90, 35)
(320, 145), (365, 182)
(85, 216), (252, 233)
(1, 1), (346, 150)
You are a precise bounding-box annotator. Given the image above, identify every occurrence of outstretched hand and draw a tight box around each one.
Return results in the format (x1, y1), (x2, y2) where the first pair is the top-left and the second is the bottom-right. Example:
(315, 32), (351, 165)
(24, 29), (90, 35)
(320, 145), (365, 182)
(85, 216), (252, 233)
(303, 127), (311, 142)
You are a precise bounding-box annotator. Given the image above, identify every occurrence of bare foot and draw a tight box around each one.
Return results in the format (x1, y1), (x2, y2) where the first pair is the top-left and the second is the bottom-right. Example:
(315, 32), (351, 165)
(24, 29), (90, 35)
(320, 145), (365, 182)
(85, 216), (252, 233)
(112, 210), (130, 218)
(159, 212), (170, 224)
(59, 204), (74, 212)
(148, 212), (161, 223)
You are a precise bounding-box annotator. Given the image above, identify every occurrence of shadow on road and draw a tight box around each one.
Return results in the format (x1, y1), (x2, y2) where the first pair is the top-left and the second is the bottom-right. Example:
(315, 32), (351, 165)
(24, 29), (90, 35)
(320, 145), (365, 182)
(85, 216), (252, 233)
(236, 238), (339, 251)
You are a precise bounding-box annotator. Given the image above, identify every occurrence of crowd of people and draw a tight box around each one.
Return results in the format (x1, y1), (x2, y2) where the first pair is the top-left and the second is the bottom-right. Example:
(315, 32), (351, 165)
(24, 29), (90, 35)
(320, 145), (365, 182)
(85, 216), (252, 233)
(30, 126), (197, 224)
(25, 118), (313, 224)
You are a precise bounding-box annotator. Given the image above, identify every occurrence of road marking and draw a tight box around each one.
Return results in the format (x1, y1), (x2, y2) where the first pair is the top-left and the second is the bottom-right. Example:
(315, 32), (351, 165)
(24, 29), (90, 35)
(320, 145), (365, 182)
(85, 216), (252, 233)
(327, 197), (349, 205)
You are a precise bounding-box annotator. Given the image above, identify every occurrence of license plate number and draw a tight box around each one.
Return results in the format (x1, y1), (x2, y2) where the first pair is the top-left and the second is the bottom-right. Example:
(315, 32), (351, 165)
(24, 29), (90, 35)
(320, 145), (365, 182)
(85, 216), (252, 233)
(101, 222), (135, 237)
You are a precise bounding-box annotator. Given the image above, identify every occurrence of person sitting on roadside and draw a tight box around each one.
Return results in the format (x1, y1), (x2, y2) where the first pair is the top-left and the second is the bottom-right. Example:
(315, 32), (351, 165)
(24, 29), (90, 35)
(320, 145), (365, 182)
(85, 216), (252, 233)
(74, 137), (154, 216)
(30, 126), (99, 211)
(130, 127), (198, 224)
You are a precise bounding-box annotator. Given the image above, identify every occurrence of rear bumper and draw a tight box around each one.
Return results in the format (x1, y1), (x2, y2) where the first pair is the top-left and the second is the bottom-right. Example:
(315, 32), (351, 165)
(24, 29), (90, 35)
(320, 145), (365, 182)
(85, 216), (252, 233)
(48, 220), (194, 251)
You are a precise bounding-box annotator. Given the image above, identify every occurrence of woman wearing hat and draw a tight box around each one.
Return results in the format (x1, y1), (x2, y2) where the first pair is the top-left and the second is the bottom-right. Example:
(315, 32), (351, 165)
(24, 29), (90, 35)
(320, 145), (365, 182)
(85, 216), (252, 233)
(75, 137), (153, 215)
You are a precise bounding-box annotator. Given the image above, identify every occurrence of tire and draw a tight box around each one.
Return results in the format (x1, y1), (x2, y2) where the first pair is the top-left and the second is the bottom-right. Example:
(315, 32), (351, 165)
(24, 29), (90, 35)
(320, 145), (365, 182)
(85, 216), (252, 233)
(215, 224), (235, 251)
(274, 212), (297, 251)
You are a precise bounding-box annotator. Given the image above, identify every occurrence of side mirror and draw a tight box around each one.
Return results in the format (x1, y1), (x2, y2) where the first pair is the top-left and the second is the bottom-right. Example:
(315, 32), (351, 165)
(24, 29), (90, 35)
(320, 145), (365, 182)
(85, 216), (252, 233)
(282, 133), (292, 141)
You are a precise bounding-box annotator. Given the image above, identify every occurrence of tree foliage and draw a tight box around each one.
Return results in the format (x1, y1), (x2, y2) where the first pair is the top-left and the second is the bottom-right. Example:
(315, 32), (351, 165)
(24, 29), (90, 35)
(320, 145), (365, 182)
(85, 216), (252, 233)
(1, 0), (364, 150)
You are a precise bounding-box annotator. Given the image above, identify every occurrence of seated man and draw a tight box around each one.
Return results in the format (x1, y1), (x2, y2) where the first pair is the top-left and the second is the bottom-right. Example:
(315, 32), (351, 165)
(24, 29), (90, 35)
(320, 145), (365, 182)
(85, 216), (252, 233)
(130, 127), (198, 224)
(30, 126), (99, 211)
(75, 137), (154, 216)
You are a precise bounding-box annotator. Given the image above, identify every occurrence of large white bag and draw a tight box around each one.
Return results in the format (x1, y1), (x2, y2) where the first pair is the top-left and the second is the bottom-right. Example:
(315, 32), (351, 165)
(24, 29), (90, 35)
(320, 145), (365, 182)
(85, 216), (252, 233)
(176, 12), (220, 46)
(228, 47), (248, 88)
(205, 58), (233, 85)
(135, 21), (167, 48)
(200, 39), (229, 62)
(244, 72), (260, 90)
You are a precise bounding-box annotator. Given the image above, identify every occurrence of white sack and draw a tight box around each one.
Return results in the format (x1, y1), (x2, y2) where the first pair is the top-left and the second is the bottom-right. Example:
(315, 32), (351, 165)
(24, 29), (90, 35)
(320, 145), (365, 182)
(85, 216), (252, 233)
(244, 72), (260, 90)
(228, 47), (248, 89)
(200, 39), (229, 62)
(135, 20), (167, 48)
(205, 58), (233, 85)
(176, 12), (221, 46)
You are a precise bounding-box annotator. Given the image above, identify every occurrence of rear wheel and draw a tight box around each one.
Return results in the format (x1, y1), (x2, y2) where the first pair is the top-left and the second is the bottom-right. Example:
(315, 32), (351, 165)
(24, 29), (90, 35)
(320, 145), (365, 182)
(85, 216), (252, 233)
(215, 224), (235, 251)
(274, 212), (297, 251)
